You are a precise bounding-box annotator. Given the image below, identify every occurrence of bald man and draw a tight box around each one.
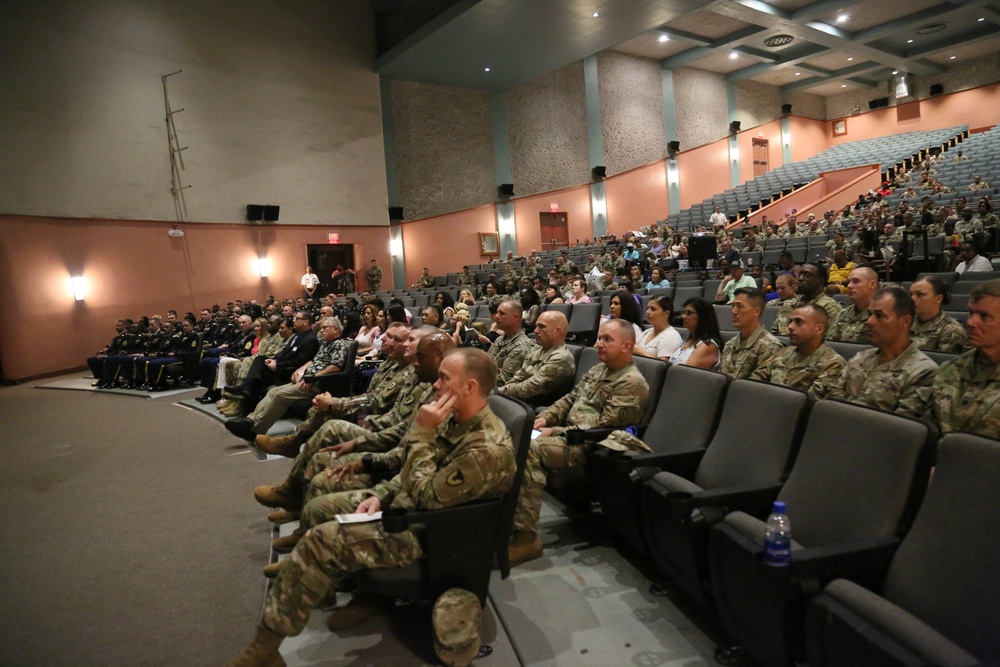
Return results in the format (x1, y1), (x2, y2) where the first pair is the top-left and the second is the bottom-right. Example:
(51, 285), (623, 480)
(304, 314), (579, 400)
(826, 266), (879, 342)
(752, 304), (845, 399)
(498, 310), (576, 405)
(489, 299), (532, 386)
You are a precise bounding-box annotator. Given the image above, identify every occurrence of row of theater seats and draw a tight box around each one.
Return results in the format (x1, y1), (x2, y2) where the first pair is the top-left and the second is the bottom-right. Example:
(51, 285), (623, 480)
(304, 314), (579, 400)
(537, 349), (997, 666)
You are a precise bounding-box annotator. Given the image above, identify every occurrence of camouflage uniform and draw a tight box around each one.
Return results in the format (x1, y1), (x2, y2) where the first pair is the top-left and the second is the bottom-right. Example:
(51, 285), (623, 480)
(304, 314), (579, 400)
(365, 265), (382, 292)
(771, 294), (843, 335)
(911, 312), (966, 354)
(932, 350), (1000, 437)
(225, 332), (285, 385)
(513, 361), (650, 533)
(262, 404), (515, 638)
(826, 303), (871, 343)
(750, 342), (845, 399)
(829, 342), (938, 418)
(497, 343), (576, 403)
(414, 275), (436, 289)
(955, 218), (984, 243)
(489, 329), (532, 387)
(720, 326), (783, 379)
(767, 298), (798, 335)
(433, 588), (482, 667)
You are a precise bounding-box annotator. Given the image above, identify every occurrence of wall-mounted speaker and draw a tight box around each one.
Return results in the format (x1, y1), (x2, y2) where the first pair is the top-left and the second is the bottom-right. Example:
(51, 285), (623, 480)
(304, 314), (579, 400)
(591, 166), (606, 180)
(262, 205), (279, 222)
(868, 97), (889, 110)
(781, 103), (792, 115)
(667, 140), (681, 154)
(929, 83), (943, 96)
(729, 120), (742, 133)
(246, 204), (263, 221)
(388, 206), (404, 221)
(497, 183), (515, 197)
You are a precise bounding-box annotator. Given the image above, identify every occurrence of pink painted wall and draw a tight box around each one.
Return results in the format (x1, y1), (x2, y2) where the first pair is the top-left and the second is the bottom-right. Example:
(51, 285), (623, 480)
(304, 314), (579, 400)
(748, 165), (881, 225)
(0, 216), (392, 380)
(829, 83), (1000, 145)
(677, 140), (730, 209)
(789, 116), (830, 163)
(604, 161), (669, 234)
(399, 205), (498, 287)
(512, 186), (594, 253)
(738, 119), (785, 185)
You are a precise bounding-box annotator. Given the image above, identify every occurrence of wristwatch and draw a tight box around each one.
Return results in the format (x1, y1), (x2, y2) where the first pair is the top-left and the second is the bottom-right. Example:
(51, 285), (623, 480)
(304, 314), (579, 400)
(361, 453), (373, 472)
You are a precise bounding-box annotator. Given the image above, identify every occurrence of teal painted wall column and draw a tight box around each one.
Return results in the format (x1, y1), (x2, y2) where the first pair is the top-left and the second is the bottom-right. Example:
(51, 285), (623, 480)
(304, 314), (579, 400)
(584, 55), (607, 238)
(780, 116), (792, 166)
(491, 92), (517, 256)
(727, 82), (740, 189)
(661, 69), (680, 217)
(379, 76), (405, 288)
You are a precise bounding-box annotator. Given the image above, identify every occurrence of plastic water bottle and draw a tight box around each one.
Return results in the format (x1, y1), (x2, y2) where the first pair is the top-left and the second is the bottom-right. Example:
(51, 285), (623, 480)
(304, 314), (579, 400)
(762, 501), (792, 567)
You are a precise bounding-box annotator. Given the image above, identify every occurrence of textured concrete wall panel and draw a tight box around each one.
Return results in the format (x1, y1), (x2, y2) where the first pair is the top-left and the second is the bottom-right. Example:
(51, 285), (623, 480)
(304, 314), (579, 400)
(391, 79), (495, 220)
(673, 67), (729, 150)
(735, 80), (781, 130)
(598, 51), (666, 176)
(785, 91), (826, 121)
(508, 61), (590, 196)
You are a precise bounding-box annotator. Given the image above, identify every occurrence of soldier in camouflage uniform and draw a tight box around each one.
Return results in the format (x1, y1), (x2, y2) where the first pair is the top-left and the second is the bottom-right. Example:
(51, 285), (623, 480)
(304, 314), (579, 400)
(251, 331), (452, 520)
(498, 311), (576, 405)
(768, 274), (798, 334)
(828, 287), (938, 419)
(253, 322), (414, 457)
(365, 259), (382, 292)
(827, 266), (879, 343)
(509, 319), (650, 567)
(489, 300), (532, 386)
(720, 288), (783, 379)
(772, 264), (843, 335)
(909, 277), (967, 354)
(412, 267), (436, 289)
(752, 304), (845, 399)
(932, 279), (1000, 438)
(224, 349), (515, 667)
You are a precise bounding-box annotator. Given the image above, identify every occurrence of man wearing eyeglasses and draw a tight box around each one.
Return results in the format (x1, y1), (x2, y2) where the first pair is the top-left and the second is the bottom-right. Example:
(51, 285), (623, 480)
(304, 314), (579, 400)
(226, 317), (348, 440)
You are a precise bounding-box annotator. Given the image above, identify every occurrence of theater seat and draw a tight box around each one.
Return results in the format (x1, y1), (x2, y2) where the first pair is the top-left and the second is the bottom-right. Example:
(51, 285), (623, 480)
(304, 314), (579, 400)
(805, 433), (1000, 667)
(640, 380), (811, 610)
(709, 400), (936, 666)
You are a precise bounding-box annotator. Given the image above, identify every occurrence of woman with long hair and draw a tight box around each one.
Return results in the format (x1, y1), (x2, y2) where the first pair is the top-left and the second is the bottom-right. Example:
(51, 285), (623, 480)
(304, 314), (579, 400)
(607, 291), (643, 340)
(520, 287), (542, 330)
(544, 284), (565, 305)
(353, 303), (381, 357)
(633, 295), (683, 360)
(668, 296), (721, 369)
(646, 267), (671, 290)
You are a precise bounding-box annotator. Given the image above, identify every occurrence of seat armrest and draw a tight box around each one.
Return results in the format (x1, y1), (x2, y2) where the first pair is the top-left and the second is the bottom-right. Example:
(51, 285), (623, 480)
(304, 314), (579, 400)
(565, 425), (646, 445)
(612, 448), (706, 476)
(787, 536), (901, 575)
(667, 483), (782, 519)
(381, 500), (503, 533)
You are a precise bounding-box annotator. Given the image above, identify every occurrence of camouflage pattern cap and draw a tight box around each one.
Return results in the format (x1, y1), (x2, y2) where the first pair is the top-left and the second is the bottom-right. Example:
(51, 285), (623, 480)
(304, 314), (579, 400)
(433, 588), (482, 667)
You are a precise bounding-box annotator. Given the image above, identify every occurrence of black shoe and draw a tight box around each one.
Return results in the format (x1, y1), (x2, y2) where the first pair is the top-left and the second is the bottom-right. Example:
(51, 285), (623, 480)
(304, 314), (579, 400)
(95, 380), (112, 389)
(196, 392), (214, 404)
(225, 418), (256, 441)
(224, 385), (247, 398)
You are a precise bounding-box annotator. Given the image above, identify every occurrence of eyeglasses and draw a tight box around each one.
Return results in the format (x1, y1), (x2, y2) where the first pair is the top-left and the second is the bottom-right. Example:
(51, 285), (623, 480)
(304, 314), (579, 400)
(682, 310), (697, 316)
(293, 315), (308, 321)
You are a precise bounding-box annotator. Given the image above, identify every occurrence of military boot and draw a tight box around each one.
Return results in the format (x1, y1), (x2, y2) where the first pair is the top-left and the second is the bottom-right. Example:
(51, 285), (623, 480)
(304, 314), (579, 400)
(263, 560), (286, 579)
(267, 509), (301, 525)
(255, 433), (304, 458)
(272, 527), (305, 554)
(223, 623), (286, 667)
(508, 531), (542, 567)
(253, 483), (303, 511)
(326, 593), (395, 631)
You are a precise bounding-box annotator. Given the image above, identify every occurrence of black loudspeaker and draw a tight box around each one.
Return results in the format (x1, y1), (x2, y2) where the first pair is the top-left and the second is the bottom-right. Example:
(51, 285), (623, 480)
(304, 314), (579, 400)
(929, 83), (944, 96)
(869, 97), (889, 110)
(668, 140), (681, 153)
(246, 204), (263, 221)
(729, 120), (742, 133)
(687, 235), (717, 269)
(388, 206), (404, 221)
(781, 103), (792, 115)
(497, 183), (514, 197)
(592, 166), (606, 180)
(262, 205), (279, 222)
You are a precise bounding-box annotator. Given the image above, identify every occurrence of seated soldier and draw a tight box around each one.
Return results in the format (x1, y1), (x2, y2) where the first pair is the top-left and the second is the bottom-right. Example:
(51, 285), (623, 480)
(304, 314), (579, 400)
(223, 348), (515, 667)
(828, 286), (937, 418)
(196, 314), (255, 403)
(489, 300), (532, 387)
(509, 319), (650, 567)
(826, 266), (878, 342)
(496, 311), (575, 406)
(139, 319), (199, 390)
(224, 318), (350, 440)
(719, 287), (782, 379)
(751, 304), (845, 399)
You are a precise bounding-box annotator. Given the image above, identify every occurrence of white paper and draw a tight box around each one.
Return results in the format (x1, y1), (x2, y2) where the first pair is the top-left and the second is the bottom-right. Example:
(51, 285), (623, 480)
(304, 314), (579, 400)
(335, 511), (383, 524)
(531, 429), (543, 440)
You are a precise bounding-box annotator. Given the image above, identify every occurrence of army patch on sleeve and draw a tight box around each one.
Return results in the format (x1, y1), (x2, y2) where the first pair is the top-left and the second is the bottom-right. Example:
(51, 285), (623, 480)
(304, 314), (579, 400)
(445, 469), (465, 486)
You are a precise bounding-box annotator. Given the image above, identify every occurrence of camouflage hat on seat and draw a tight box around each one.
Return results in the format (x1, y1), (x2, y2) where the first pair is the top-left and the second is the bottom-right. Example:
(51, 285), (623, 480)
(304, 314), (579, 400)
(432, 588), (482, 667)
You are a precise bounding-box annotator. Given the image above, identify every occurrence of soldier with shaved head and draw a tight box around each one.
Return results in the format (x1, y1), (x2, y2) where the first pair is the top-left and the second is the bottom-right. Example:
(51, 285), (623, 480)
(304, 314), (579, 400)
(498, 310), (576, 405)
(826, 265), (879, 342)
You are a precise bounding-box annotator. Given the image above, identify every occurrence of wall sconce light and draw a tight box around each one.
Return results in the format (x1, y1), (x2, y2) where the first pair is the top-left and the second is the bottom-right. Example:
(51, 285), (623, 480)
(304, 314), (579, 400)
(730, 146), (740, 162)
(593, 199), (607, 217)
(782, 132), (792, 147)
(70, 276), (87, 301)
(390, 238), (403, 257)
(254, 257), (271, 278)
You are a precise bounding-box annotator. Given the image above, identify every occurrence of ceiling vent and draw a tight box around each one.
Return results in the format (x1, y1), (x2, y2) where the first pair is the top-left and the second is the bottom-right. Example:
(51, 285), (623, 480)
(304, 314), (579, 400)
(764, 34), (794, 47)
(914, 23), (949, 35)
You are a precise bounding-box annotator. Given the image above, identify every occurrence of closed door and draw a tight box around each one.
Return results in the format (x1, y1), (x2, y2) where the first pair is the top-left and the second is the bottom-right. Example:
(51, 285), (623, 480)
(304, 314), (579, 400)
(752, 138), (769, 178)
(540, 212), (569, 249)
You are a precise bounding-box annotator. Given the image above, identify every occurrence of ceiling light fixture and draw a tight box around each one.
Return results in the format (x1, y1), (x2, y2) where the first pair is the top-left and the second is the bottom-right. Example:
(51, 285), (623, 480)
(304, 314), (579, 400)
(847, 57), (854, 61)
(484, 67), (490, 72)
(593, 11), (599, 17)
(907, 39), (914, 43)
(949, 55), (956, 59)
(795, 72), (801, 76)
(729, 52), (739, 60)
(978, 17), (985, 21)
(658, 34), (669, 42)
(892, 70), (899, 74)
(841, 84), (848, 88)
(836, 15), (849, 24)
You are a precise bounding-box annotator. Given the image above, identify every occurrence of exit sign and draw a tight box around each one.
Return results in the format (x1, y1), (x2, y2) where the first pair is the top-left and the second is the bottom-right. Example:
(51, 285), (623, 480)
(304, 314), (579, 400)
(328, 233), (339, 244)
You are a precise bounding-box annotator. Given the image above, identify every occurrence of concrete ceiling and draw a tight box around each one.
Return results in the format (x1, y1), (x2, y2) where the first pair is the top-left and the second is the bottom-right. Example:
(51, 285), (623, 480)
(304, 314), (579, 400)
(374, 0), (1000, 96)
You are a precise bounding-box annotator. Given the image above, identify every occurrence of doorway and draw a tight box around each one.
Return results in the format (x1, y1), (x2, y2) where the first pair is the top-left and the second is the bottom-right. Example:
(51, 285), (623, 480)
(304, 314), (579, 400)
(307, 244), (355, 296)
(539, 212), (569, 250)
(752, 138), (769, 178)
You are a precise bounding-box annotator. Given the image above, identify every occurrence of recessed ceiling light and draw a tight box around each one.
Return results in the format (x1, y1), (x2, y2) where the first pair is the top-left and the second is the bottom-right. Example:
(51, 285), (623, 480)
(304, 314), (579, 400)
(892, 70), (899, 74)
(729, 52), (739, 60)
(836, 15), (849, 24)
(949, 55), (956, 59)
(484, 67), (491, 72)
(978, 17), (985, 21)
(658, 34), (669, 43)
(795, 72), (801, 76)
(907, 39), (914, 43)
(593, 12), (599, 17)
(847, 57), (854, 61)
(841, 84), (848, 87)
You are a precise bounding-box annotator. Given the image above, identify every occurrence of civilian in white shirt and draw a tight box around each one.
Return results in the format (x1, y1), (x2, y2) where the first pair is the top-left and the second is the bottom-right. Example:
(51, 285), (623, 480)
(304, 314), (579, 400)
(956, 242), (993, 274)
(634, 295), (683, 360)
(300, 266), (320, 299)
(709, 206), (728, 228)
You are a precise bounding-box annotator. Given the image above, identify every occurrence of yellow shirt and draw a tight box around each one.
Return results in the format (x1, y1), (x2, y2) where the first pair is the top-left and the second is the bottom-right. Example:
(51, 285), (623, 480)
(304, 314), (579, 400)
(828, 261), (853, 286)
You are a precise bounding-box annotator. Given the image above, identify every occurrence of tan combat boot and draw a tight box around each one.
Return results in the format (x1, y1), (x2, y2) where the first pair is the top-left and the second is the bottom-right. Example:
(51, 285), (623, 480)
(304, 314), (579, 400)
(255, 433), (304, 458)
(508, 531), (543, 567)
(326, 593), (395, 631)
(223, 623), (286, 667)
(267, 509), (301, 525)
(263, 560), (286, 579)
(253, 483), (303, 511)
(272, 527), (305, 554)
